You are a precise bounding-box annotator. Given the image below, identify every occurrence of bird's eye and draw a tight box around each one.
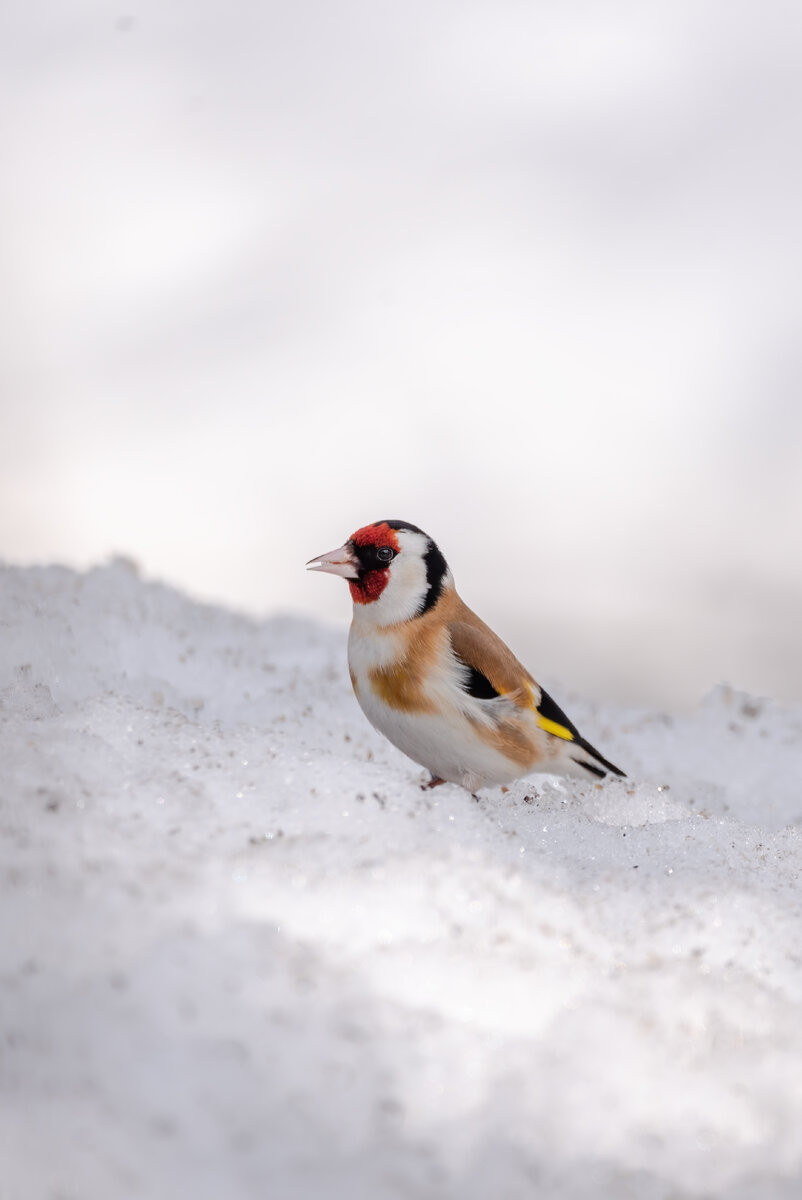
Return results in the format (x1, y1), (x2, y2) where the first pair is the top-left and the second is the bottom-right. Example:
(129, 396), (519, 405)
(376, 546), (395, 564)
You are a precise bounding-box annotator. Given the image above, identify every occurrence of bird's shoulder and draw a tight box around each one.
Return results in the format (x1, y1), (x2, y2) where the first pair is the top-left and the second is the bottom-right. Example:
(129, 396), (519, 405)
(354, 588), (538, 706)
(434, 593), (589, 748)
(440, 592), (536, 701)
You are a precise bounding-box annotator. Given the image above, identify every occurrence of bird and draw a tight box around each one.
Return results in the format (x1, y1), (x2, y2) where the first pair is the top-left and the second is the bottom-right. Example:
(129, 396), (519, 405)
(307, 519), (625, 793)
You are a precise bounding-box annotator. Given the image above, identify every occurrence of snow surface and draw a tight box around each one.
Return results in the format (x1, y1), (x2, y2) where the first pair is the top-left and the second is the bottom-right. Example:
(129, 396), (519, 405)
(2, 559), (802, 1200)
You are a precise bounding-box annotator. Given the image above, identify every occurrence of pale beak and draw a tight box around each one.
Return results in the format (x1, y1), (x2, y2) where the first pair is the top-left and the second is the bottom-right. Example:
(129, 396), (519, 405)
(306, 543), (359, 580)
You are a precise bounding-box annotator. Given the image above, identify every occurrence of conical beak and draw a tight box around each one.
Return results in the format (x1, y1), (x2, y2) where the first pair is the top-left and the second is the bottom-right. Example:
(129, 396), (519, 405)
(306, 543), (359, 579)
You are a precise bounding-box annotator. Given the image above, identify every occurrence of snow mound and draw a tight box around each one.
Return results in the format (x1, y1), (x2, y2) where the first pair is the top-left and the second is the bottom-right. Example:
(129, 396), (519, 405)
(2, 560), (802, 1200)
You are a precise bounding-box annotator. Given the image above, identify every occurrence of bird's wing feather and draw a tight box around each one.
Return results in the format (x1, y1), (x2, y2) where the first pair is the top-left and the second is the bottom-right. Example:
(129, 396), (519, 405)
(445, 594), (625, 777)
(447, 597), (578, 738)
(447, 621), (530, 701)
(447, 594), (535, 704)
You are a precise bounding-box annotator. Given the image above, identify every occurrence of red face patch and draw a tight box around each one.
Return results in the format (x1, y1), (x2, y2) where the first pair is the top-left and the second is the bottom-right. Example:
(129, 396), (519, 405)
(348, 574), (388, 604)
(347, 523), (400, 605)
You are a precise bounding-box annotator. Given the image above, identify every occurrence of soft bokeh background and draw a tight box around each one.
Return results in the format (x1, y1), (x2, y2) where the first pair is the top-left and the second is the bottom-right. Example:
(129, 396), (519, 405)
(2, 0), (801, 709)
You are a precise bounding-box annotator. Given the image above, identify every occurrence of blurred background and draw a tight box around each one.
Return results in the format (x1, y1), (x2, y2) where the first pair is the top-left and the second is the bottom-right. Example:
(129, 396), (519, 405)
(2, 0), (801, 709)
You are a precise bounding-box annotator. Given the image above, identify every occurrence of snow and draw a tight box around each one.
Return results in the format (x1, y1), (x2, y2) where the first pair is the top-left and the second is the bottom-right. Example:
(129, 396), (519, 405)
(2, 559), (802, 1199)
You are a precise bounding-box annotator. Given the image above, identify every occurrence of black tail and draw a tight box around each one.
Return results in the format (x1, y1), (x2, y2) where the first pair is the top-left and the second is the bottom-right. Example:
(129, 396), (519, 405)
(537, 686), (626, 779)
(571, 734), (626, 779)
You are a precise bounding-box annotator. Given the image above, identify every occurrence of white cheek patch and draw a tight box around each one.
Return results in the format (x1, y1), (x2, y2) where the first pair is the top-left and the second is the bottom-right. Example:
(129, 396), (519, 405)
(352, 529), (434, 628)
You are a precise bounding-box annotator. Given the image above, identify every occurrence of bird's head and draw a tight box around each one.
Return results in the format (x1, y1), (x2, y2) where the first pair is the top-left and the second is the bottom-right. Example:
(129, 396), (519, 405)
(307, 519), (451, 625)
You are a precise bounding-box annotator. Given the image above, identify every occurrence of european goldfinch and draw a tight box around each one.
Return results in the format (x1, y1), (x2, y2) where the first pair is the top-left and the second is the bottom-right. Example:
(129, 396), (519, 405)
(308, 520), (625, 792)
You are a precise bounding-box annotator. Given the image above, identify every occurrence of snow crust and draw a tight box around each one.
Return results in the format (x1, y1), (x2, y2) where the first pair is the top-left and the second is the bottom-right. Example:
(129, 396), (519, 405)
(2, 560), (802, 1199)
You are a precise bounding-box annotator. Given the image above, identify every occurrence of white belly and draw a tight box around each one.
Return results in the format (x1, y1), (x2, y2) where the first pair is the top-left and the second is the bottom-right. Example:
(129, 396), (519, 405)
(348, 628), (529, 790)
(362, 695), (526, 789)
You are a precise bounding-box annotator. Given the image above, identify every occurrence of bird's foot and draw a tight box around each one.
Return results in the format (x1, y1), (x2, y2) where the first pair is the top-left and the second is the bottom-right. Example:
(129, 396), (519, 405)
(421, 774), (446, 790)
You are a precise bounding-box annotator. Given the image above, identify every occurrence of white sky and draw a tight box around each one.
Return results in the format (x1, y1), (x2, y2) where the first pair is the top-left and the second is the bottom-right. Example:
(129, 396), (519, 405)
(2, 0), (801, 708)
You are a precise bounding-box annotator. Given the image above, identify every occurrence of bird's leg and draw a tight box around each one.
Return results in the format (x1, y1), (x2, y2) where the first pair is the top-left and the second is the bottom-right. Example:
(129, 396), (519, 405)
(421, 773), (446, 790)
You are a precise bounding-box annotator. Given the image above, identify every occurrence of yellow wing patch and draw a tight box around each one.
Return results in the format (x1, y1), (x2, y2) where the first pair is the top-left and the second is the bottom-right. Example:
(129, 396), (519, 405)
(535, 714), (575, 741)
(525, 683), (575, 741)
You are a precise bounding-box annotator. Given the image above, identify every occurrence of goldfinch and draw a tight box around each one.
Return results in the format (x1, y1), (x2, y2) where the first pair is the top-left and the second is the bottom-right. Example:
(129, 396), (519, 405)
(308, 520), (625, 792)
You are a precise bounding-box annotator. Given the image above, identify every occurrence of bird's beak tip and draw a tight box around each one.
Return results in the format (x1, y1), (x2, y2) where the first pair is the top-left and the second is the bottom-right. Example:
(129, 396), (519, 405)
(306, 544), (358, 579)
